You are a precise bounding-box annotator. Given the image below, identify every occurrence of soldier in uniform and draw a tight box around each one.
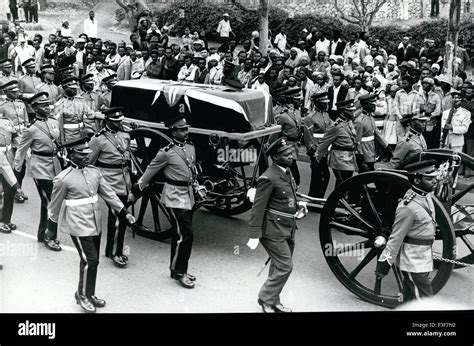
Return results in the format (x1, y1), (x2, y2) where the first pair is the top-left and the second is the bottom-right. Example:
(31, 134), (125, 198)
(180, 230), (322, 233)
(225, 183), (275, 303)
(385, 113), (429, 169)
(0, 149), (21, 233)
(354, 93), (389, 172)
(97, 74), (118, 110)
(78, 73), (104, 136)
(47, 136), (136, 313)
(37, 65), (60, 105)
(248, 137), (307, 313)
(18, 58), (42, 122)
(376, 160), (439, 301)
(315, 99), (358, 187)
(0, 59), (19, 99)
(0, 80), (29, 203)
(54, 77), (96, 144)
(132, 114), (197, 289)
(302, 91), (333, 198)
(13, 92), (62, 251)
(89, 107), (132, 268)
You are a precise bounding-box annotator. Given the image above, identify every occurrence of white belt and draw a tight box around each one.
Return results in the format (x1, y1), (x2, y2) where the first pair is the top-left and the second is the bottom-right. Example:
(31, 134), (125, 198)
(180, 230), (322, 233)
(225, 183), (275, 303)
(65, 194), (98, 206)
(361, 135), (375, 142)
(0, 144), (12, 152)
(14, 124), (25, 131)
(375, 120), (384, 127)
(313, 133), (325, 138)
(63, 122), (84, 129)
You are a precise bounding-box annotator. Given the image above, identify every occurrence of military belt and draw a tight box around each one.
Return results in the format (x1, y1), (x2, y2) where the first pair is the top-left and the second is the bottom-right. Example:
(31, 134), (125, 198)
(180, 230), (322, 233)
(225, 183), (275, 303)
(0, 144), (12, 152)
(403, 236), (434, 246)
(165, 178), (193, 187)
(331, 144), (354, 151)
(32, 150), (57, 157)
(313, 133), (325, 138)
(267, 208), (296, 219)
(63, 122), (84, 129)
(65, 194), (98, 207)
(95, 160), (130, 169)
(361, 135), (375, 142)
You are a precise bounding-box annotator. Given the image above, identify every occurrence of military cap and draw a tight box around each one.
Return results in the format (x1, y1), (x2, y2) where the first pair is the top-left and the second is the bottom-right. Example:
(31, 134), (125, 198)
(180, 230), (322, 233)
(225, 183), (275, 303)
(0, 80), (19, 91)
(78, 73), (94, 83)
(401, 112), (429, 123)
(0, 58), (12, 65)
(435, 75), (452, 86)
(358, 93), (377, 103)
(28, 92), (50, 105)
(165, 114), (190, 129)
(404, 159), (438, 177)
(335, 99), (356, 110)
(22, 58), (35, 67)
(103, 107), (125, 121)
(421, 77), (435, 85)
(41, 64), (55, 74)
(58, 65), (74, 73)
(450, 90), (462, 97)
(223, 78), (244, 90)
(102, 74), (118, 83)
(60, 76), (78, 86)
(63, 136), (92, 154)
(265, 137), (293, 157)
(223, 59), (236, 69)
(311, 91), (329, 102)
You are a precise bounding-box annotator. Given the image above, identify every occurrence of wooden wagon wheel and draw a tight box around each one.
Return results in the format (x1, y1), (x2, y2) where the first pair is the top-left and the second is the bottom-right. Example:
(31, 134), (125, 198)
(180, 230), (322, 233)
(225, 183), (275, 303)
(319, 171), (456, 308)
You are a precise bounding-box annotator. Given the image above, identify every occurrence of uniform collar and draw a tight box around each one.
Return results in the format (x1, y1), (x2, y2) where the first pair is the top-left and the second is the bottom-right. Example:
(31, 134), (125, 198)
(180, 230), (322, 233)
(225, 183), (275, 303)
(412, 186), (429, 196)
(173, 138), (186, 147)
(105, 125), (117, 134)
(408, 127), (421, 136)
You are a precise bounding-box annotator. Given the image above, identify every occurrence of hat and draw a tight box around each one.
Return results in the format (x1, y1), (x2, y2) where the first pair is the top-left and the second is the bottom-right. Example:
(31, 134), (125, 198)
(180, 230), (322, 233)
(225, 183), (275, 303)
(60, 76), (78, 86)
(41, 64), (55, 74)
(365, 60), (374, 68)
(165, 115), (190, 129)
(223, 78), (244, 90)
(0, 58), (12, 66)
(352, 58), (361, 66)
(0, 80), (19, 91)
(22, 58), (35, 67)
(77, 37), (86, 43)
(302, 28), (309, 33)
(401, 112), (429, 123)
(290, 47), (298, 52)
(102, 74), (118, 83)
(265, 137), (293, 157)
(404, 159), (438, 177)
(329, 55), (337, 61)
(421, 77), (435, 85)
(223, 13), (229, 17)
(407, 61), (417, 69)
(450, 90), (462, 97)
(64, 136), (92, 154)
(78, 73), (94, 83)
(400, 61), (410, 68)
(103, 107), (125, 121)
(126, 44), (134, 50)
(387, 59), (397, 66)
(336, 99), (356, 111)
(311, 91), (329, 102)
(58, 65), (74, 74)
(436, 75), (452, 86)
(431, 63), (440, 70)
(358, 93), (377, 103)
(374, 55), (384, 64)
(28, 92), (50, 105)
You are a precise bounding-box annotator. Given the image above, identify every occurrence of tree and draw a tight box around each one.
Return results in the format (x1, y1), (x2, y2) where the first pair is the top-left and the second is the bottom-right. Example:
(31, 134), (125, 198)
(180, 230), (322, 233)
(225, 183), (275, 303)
(333, 0), (389, 33)
(444, 0), (461, 77)
(258, 0), (269, 55)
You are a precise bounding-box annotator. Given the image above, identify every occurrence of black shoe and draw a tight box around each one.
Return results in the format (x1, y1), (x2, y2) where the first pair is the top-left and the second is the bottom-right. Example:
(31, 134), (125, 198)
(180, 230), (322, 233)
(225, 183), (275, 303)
(44, 238), (62, 251)
(171, 272), (195, 289)
(20, 191), (28, 200)
(0, 223), (11, 234)
(75, 291), (96, 313)
(120, 255), (128, 262)
(112, 255), (127, 268)
(14, 192), (25, 203)
(89, 295), (106, 308)
(6, 223), (16, 231)
(171, 271), (195, 281)
(273, 303), (292, 313)
(258, 299), (276, 313)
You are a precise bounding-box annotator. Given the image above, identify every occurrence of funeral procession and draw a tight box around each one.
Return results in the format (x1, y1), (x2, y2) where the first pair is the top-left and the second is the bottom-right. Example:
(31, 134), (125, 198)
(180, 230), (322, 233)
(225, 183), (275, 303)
(1, 0), (474, 315)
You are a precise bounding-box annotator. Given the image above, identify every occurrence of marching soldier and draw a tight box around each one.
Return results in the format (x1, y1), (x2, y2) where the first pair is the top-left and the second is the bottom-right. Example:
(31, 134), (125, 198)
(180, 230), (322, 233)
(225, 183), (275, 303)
(302, 91), (333, 198)
(37, 65), (61, 105)
(247, 137), (307, 313)
(376, 160), (439, 302)
(316, 99), (358, 187)
(132, 114), (197, 289)
(0, 80), (29, 203)
(54, 77), (96, 144)
(13, 92), (62, 251)
(97, 74), (118, 110)
(385, 113), (429, 169)
(89, 107), (132, 268)
(354, 93), (389, 172)
(18, 58), (42, 122)
(47, 136), (136, 313)
(78, 74), (104, 136)
(0, 59), (18, 98)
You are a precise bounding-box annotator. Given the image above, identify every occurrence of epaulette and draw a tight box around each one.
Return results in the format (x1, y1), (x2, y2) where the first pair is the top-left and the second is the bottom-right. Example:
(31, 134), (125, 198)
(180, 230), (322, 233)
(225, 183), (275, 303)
(57, 166), (73, 179)
(163, 143), (175, 152)
(94, 128), (107, 137)
(185, 140), (193, 145)
(403, 191), (416, 205)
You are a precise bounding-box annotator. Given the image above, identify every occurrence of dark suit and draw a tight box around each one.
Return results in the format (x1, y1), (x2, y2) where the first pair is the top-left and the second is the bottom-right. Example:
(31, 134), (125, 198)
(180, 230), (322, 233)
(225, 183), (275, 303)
(329, 39), (346, 56)
(328, 84), (349, 120)
(249, 164), (298, 306)
(163, 56), (179, 81)
(396, 45), (418, 63)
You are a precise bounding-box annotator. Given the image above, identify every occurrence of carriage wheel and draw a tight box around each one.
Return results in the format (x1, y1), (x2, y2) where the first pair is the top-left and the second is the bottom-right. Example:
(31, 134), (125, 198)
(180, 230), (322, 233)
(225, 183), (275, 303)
(319, 171), (456, 309)
(128, 128), (174, 240)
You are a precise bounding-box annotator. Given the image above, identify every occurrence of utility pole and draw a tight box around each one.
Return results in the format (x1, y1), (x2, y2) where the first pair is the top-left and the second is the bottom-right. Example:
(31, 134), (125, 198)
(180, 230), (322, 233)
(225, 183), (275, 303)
(445, 0), (461, 77)
(258, 0), (269, 55)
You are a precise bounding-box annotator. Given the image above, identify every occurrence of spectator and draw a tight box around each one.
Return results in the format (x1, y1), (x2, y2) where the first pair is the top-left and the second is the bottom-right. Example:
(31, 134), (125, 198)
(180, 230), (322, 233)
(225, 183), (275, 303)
(418, 77), (442, 149)
(251, 72), (270, 94)
(130, 50), (144, 79)
(440, 91), (471, 151)
(29, 0), (38, 23)
(393, 75), (420, 120)
(396, 36), (417, 63)
(216, 13), (232, 51)
(84, 10), (98, 42)
(315, 31), (330, 57)
(194, 57), (209, 84)
(330, 30), (345, 56)
(162, 46), (179, 81)
(177, 54), (197, 82)
(104, 42), (120, 71)
(273, 27), (287, 54)
(116, 46), (131, 80)
(59, 21), (72, 38)
(462, 84), (474, 177)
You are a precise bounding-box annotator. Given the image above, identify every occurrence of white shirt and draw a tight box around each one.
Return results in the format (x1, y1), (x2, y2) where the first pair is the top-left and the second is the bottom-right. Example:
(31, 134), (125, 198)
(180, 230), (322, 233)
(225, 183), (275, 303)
(274, 33), (287, 52)
(14, 44), (35, 65)
(84, 17), (98, 38)
(251, 80), (270, 94)
(217, 19), (231, 38)
(332, 84), (341, 110)
(315, 39), (330, 56)
(178, 64), (197, 82)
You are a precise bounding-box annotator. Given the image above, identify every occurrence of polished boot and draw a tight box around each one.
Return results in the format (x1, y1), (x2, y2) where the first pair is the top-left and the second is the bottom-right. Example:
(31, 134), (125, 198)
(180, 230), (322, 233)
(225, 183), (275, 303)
(75, 291), (96, 313)
(273, 303), (292, 313)
(112, 255), (127, 268)
(89, 295), (106, 308)
(258, 299), (276, 313)
(44, 238), (61, 251)
(171, 272), (195, 289)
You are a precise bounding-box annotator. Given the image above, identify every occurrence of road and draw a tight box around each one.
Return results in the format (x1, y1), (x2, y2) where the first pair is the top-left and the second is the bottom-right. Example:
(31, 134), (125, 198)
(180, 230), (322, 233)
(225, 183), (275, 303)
(0, 160), (472, 313)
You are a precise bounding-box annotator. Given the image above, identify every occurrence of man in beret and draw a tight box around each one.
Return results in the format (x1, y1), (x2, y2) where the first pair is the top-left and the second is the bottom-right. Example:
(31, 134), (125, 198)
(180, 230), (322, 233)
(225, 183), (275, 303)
(376, 160), (439, 302)
(303, 91), (333, 197)
(78, 73), (103, 135)
(440, 91), (471, 151)
(132, 113), (198, 289)
(37, 65), (60, 105)
(48, 136), (135, 312)
(88, 107), (132, 268)
(418, 77), (442, 149)
(13, 92), (62, 250)
(248, 137), (307, 313)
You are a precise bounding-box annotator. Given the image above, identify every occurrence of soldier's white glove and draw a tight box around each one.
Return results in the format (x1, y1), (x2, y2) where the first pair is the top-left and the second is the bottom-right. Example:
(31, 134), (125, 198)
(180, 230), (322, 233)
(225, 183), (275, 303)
(247, 238), (259, 250)
(125, 214), (136, 225)
(246, 187), (256, 203)
(296, 201), (308, 219)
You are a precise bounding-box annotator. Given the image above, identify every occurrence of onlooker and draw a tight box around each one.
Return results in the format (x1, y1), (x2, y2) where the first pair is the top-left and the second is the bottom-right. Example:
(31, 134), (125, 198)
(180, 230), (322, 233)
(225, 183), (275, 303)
(84, 10), (98, 42)
(216, 13), (232, 51)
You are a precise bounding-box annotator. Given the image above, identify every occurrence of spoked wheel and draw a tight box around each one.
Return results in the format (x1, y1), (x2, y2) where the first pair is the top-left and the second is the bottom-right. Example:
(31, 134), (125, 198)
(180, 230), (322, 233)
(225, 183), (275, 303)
(128, 128), (174, 240)
(319, 171), (456, 309)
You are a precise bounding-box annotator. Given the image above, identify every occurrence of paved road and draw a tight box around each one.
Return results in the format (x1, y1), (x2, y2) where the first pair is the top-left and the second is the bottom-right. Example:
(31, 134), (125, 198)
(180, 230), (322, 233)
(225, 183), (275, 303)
(0, 160), (472, 313)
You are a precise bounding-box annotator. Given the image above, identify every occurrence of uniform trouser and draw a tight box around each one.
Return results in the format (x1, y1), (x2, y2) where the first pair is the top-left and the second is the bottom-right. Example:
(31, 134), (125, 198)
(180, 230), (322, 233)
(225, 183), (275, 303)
(424, 123), (441, 149)
(167, 208), (194, 274)
(356, 154), (374, 173)
(0, 175), (14, 224)
(29, 4), (38, 22)
(13, 152), (26, 187)
(105, 195), (128, 258)
(33, 179), (54, 242)
(259, 236), (295, 305)
(309, 156), (329, 198)
(332, 169), (353, 188)
(289, 159), (300, 186)
(402, 271), (433, 301)
(71, 235), (101, 298)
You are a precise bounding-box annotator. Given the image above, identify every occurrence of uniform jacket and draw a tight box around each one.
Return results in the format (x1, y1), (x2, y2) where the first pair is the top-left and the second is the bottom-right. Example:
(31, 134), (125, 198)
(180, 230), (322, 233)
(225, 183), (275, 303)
(37, 82), (60, 105)
(316, 119), (357, 171)
(138, 141), (196, 210)
(54, 96), (92, 143)
(272, 109), (301, 158)
(380, 189), (436, 272)
(78, 90), (101, 134)
(14, 118), (61, 180)
(0, 98), (28, 135)
(387, 128), (427, 169)
(98, 90), (111, 110)
(302, 109), (332, 157)
(48, 165), (125, 237)
(440, 107), (471, 148)
(88, 128), (132, 196)
(354, 112), (387, 163)
(249, 164), (297, 239)
(0, 116), (18, 164)
(18, 74), (42, 96)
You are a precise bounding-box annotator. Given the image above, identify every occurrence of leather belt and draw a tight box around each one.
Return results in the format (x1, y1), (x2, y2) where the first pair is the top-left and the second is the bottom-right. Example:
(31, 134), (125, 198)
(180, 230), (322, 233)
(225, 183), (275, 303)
(32, 150), (56, 157)
(361, 135), (375, 142)
(0, 144), (12, 152)
(65, 194), (98, 207)
(165, 178), (193, 187)
(96, 160), (130, 169)
(403, 236), (434, 246)
(267, 208), (295, 219)
(313, 133), (325, 138)
(63, 122), (84, 129)
(331, 144), (354, 151)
